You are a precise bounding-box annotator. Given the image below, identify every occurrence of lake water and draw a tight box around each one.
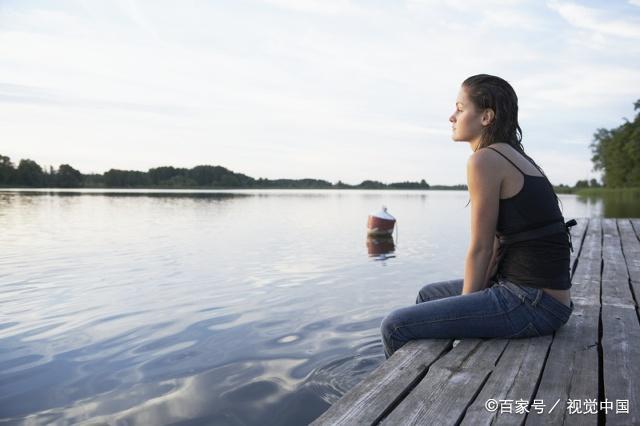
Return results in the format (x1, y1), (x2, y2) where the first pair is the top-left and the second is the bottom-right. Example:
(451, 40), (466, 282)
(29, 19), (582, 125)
(0, 189), (619, 424)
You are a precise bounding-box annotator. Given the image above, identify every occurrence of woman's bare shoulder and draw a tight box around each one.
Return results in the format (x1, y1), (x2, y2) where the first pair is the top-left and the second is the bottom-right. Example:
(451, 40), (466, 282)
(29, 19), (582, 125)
(467, 147), (501, 170)
(485, 143), (543, 176)
(467, 149), (504, 187)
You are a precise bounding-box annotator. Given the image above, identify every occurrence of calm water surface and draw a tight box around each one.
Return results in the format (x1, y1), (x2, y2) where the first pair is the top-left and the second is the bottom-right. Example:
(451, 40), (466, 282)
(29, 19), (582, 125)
(0, 189), (616, 424)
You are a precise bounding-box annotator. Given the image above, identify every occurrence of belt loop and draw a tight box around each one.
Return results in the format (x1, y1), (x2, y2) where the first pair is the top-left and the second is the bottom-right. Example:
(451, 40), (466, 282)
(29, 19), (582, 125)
(505, 280), (526, 303)
(531, 289), (543, 306)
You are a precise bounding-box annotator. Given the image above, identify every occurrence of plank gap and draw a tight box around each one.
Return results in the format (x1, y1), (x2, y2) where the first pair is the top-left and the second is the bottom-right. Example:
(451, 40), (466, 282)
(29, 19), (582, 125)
(370, 353), (440, 426)
(454, 370), (494, 426)
(597, 224), (605, 426)
(523, 332), (555, 426)
(571, 218), (590, 277)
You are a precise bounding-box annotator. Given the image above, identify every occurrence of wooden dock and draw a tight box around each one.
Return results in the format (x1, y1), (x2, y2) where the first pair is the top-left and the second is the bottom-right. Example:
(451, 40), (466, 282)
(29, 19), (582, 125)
(311, 218), (640, 425)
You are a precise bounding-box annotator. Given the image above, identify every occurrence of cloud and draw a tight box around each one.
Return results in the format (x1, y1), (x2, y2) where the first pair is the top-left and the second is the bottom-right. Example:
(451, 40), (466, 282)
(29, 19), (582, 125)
(557, 138), (589, 146)
(113, 0), (160, 39)
(0, 83), (189, 116)
(533, 150), (596, 185)
(259, 0), (363, 15)
(481, 8), (550, 31)
(407, 0), (526, 10)
(548, 1), (640, 39)
(515, 65), (640, 109)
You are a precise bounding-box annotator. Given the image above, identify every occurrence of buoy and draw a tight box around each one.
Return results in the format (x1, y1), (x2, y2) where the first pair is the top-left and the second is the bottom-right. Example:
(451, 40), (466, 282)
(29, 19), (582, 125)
(367, 205), (396, 236)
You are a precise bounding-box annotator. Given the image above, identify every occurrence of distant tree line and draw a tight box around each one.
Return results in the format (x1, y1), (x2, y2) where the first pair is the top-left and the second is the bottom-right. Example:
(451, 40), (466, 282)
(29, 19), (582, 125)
(0, 156), (83, 188)
(553, 180), (601, 194)
(590, 98), (640, 188)
(0, 155), (433, 189)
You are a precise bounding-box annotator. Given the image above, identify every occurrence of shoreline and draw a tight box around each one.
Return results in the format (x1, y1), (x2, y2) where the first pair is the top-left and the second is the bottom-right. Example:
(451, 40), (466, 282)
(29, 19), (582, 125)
(2, 186), (638, 194)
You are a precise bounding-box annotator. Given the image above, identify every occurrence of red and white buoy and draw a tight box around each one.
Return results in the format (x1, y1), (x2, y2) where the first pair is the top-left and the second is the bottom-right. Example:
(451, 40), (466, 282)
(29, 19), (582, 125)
(367, 205), (396, 236)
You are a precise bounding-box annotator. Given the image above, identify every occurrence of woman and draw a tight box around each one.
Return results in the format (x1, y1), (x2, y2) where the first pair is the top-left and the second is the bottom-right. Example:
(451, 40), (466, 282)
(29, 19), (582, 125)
(380, 74), (574, 360)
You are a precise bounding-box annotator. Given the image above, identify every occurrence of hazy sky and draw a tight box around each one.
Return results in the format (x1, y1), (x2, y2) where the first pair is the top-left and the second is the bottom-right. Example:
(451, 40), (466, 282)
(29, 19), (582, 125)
(2, 0), (639, 185)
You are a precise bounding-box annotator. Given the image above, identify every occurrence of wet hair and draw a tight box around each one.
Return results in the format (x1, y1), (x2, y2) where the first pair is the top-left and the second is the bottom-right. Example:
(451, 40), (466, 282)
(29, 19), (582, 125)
(461, 74), (561, 209)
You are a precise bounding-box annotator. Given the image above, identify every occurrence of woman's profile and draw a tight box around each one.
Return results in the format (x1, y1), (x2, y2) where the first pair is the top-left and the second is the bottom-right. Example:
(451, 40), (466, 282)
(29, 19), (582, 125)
(380, 74), (575, 359)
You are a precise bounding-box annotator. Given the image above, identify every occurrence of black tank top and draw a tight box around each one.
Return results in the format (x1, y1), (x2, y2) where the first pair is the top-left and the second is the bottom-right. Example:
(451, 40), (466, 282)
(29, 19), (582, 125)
(487, 146), (571, 290)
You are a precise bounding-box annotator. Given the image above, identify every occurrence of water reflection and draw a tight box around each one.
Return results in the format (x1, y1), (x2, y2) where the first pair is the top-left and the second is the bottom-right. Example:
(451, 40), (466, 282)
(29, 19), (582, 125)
(577, 190), (640, 218)
(0, 189), (250, 200)
(366, 236), (396, 261)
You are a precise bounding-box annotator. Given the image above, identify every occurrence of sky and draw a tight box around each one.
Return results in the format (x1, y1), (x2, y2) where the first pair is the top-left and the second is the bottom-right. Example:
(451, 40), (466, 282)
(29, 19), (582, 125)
(1, 0), (639, 185)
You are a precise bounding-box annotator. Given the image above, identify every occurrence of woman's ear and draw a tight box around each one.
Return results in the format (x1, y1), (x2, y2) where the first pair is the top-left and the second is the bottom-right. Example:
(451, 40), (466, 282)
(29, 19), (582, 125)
(482, 109), (495, 126)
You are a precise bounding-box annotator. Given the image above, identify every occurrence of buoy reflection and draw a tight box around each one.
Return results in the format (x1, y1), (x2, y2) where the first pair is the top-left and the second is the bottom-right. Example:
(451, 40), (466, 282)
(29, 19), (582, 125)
(366, 236), (395, 261)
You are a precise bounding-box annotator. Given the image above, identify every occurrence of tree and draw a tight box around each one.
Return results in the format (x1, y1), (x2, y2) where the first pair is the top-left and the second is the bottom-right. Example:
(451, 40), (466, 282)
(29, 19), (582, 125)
(388, 180), (430, 189)
(16, 159), (44, 186)
(83, 173), (104, 187)
(590, 99), (640, 187)
(56, 164), (83, 187)
(575, 179), (589, 189)
(148, 166), (182, 185)
(104, 169), (150, 187)
(357, 180), (386, 189)
(161, 175), (197, 187)
(0, 155), (14, 184)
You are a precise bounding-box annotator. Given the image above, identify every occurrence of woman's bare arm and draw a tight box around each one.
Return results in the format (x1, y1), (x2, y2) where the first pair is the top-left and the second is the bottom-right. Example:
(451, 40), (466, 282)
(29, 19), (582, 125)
(462, 150), (501, 295)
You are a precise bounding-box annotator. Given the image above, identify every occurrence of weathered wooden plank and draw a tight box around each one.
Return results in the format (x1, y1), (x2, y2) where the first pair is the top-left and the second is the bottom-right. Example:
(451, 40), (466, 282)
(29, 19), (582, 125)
(602, 304), (640, 425)
(569, 217), (589, 271)
(310, 339), (452, 425)
(525, 303), (600, 425)
(578, 218), (602, 261)
(571, 219), (602, 307)
(571, 260), (601, 307)
(379, 339), (509, 425)
(618, 219), (640, 305)
(599, 219), (638, 425)
(631, 219), (640, 237)
(602, 219), (634, 307)
(618, 219), (640, 278)
(461, 336), (552, 425)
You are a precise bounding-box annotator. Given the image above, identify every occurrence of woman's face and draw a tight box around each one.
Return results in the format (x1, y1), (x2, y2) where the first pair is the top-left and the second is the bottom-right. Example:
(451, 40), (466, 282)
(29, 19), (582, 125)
(449, 86), (484, 144)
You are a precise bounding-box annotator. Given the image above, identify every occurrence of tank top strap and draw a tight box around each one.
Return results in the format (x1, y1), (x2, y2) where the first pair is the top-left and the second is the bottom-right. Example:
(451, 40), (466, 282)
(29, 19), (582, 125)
(486, 146), (526, 176)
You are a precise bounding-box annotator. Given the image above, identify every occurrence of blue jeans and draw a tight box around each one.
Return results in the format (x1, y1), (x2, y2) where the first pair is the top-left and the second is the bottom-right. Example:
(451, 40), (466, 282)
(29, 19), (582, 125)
(380, 277), (574, 359)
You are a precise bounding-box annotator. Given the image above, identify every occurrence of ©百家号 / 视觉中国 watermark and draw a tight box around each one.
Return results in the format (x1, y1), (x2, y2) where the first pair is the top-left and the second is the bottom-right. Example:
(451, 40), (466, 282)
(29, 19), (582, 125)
(484, 398), (630, 415)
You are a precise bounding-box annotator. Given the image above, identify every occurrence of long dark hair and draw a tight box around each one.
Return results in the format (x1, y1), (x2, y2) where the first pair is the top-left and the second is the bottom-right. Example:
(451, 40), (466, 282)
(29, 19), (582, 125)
(462, 74), (561, 209)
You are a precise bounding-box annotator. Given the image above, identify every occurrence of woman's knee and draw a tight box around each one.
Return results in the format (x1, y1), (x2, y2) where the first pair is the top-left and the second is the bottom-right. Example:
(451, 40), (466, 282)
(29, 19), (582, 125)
(416, 282), (440, 303)
(382, 307), (412, 342)
(415, 287), (428, 304)
(381, 310), (409, 357)
(416, 279), (461, 304)
(381, 310), (401, 336)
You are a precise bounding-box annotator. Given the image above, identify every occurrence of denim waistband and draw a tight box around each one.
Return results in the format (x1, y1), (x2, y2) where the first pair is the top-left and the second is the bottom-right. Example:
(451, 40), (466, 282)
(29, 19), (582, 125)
(497, 277), (544, 306)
